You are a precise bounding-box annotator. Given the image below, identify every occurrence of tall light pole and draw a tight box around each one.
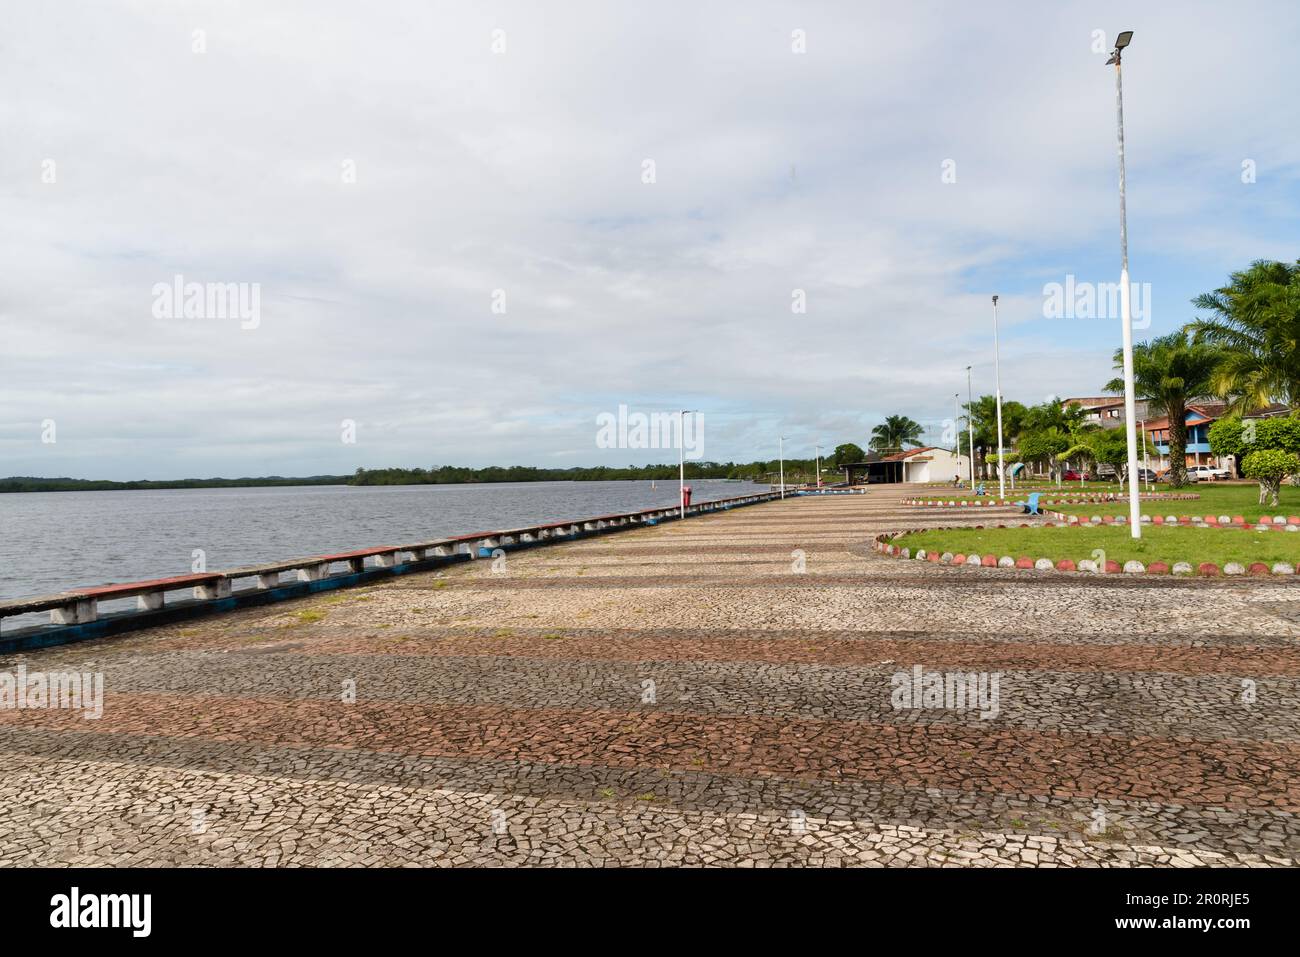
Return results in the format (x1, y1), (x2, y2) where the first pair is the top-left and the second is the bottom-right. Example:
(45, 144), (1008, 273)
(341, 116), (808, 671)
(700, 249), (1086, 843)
(678, 409), (696, 520)
(953, 393), (961, 480)
(1139, 418), (1152, 491)
(965, 365), (975, 488)
(1109, 29), (1142, 539)
(814, 444), (822, 489)
(778, 436), (786, 499)
(992, 295), (1006, 499)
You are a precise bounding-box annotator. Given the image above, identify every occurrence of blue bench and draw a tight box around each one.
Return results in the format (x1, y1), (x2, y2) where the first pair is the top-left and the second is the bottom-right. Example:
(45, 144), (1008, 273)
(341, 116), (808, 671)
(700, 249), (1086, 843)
(1014, 492), (1042, 515)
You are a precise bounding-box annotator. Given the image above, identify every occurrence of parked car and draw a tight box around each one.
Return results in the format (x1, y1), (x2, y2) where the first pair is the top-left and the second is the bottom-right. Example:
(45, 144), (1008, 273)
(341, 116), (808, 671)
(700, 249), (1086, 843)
(1061, 470), (1083, 481)
(1156, 468), (1199, 483)
(1136, 468), (1159, 483)
(1189, 464), (1231, 481)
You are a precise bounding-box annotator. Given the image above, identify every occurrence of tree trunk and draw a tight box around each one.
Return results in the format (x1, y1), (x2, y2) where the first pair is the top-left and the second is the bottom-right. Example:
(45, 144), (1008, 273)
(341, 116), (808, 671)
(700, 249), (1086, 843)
(1261, 478), (1281, 507)
(1167, 399), (1189, 487)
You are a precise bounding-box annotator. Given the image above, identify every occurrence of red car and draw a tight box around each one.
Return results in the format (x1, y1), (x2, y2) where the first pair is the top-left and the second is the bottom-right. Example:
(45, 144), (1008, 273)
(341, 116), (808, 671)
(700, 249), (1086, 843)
(1062, 470), (1084, 481)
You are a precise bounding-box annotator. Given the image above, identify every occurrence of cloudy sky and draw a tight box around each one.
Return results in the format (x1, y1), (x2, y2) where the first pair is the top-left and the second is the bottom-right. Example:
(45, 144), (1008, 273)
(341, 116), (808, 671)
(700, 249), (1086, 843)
(3, 0), (1297, 479)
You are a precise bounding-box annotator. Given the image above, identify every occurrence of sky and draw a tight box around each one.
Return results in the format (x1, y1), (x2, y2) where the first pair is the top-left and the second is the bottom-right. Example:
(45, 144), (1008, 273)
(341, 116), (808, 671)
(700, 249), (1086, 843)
(2, 0), (1298, 480)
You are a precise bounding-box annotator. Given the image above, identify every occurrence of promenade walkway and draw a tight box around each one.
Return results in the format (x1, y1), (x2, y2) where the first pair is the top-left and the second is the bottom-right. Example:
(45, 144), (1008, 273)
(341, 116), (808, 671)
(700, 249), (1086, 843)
(2, 487), (1298, 866)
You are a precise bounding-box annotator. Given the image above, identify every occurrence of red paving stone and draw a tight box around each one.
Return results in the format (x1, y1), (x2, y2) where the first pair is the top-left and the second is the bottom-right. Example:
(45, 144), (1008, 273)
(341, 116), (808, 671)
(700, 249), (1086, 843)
(4, 693), (1298, 811)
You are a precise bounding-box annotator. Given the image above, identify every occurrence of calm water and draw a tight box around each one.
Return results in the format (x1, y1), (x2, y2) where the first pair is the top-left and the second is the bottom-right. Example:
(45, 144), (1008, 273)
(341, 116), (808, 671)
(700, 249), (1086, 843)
(0, 479), (766, 602)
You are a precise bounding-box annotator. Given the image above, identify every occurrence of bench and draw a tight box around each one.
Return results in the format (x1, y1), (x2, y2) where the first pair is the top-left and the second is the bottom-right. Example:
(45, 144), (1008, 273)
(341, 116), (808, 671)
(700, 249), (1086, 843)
(0, 572), (226, 626)
(1014, 492), (1042, 515)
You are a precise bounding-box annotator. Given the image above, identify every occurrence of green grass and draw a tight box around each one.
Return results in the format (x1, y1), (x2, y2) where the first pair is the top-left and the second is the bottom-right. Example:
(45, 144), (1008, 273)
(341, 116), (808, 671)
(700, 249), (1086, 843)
(1051, 482), (1293, 523)
(911, 484), (1127, 501)
(893, 524), (1300, 568)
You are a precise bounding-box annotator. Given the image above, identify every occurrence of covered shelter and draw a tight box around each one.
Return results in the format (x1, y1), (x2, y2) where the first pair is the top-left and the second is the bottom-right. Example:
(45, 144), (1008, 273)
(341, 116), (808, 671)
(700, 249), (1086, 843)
(844, 447), (969, 485)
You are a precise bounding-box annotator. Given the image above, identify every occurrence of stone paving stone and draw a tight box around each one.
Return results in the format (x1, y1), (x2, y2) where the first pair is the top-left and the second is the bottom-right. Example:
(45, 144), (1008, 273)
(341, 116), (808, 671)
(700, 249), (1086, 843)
(5, 693), (1299, 810)
(0, 752), (1290, 868)
(46, 652), (1300, 742)
(4, 730), (1296, 857)
(2, 489), (1298, 866)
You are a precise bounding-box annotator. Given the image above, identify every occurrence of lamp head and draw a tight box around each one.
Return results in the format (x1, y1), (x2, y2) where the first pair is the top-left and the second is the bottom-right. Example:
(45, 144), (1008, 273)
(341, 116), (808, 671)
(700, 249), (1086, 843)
(1107, 31), (1133, 64)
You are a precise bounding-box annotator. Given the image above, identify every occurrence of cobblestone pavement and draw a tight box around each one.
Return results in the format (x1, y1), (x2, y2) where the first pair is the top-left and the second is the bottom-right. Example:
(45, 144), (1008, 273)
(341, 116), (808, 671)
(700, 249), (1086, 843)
(3, 488), (1299, 866)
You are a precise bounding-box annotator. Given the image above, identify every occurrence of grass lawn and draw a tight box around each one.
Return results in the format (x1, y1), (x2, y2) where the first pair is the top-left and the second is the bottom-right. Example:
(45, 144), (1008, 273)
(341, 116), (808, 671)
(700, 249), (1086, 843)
(911, 484), (1127, 501)
(893, 524), (1300, 568)
(1051, 481), (1293, 523)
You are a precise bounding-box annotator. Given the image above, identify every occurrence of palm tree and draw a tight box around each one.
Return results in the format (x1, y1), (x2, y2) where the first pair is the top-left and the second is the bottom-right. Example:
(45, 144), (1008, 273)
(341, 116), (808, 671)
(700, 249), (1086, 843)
(869, 415), (924, 454)
(1186, 259), (1300, 412)
(960, 395), (1028, 479)
(1103, 332), (1222, 487)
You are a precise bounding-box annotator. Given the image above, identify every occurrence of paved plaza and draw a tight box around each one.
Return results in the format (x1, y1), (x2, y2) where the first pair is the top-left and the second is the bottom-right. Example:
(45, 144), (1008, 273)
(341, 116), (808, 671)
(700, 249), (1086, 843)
(2, 488), (1298, 866)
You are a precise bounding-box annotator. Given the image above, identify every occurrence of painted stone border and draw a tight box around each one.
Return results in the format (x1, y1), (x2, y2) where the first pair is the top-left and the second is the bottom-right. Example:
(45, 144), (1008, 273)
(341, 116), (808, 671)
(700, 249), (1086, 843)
(903, 493), (1200, 509)
(1042, 508), (1300, 530)
(871, 525), (1300, 578)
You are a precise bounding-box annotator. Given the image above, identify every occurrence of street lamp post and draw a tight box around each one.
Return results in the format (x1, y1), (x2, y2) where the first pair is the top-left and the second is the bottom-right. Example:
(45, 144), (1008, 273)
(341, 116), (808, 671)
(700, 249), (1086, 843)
(1108, 29), (1142, 539)
(1140, 418), (1152, 491)
(778, 436), (786, 499)
(678, 409), (697, 520)
(953, 393), (961, 480)
(815, 444), (822, 489)
(965, 365), (975, 488)
(992, 295), (1006, 499)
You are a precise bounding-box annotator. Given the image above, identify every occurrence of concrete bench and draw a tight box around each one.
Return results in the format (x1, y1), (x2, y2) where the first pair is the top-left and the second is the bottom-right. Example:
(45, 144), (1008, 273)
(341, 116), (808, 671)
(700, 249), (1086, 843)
(0, 572), (225, 627)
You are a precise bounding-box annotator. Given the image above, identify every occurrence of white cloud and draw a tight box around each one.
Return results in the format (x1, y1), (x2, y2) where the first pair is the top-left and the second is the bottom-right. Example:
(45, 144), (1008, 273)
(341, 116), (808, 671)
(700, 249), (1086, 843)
(1, 0), (1296, 477)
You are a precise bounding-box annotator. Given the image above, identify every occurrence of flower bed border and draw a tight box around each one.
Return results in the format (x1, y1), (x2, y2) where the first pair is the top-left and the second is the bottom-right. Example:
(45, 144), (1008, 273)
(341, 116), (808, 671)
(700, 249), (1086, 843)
(872, 524), (1300, 578)
(903, 493), (1199, 509)
(1042, 508), (1300, 529)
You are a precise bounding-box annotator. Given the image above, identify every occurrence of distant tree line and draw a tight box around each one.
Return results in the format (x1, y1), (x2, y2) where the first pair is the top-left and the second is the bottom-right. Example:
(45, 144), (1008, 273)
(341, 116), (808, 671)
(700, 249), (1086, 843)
(0, 475), (349, 493)
(1, 460), (839, 493)
(349, 461), (829, 485)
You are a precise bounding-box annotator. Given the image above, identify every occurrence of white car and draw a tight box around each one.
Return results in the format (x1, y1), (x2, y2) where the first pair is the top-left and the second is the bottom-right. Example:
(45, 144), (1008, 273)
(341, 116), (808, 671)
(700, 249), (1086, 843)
(1189, 465), (1231, 481)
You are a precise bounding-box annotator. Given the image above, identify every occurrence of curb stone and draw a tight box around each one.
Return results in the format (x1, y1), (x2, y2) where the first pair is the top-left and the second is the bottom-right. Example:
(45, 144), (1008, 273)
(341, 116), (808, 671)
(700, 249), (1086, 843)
(873, 525), (1300, 579)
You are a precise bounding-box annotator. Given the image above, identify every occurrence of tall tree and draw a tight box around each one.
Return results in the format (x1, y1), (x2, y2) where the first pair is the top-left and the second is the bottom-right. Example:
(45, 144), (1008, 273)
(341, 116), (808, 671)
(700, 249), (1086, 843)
(830, 443), (866, 468)
(869, 415), (924, 454)
(1103, 332), (1222, 487)
(1186, 259), (1300, 411)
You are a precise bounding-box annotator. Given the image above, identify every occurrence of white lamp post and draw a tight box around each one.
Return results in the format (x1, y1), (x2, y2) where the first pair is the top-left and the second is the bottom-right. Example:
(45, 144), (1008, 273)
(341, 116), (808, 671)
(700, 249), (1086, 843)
(779, 436), (786, 499)
(1108, 30), (1142, 539)
(965, 365), (975, 488)
(953, 393), (961, 481)
(992, 295), (1006, 500)
(815, 444), (822, 489)
(678, 409), (697, 520)
(1140, 418), (1152, 491)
